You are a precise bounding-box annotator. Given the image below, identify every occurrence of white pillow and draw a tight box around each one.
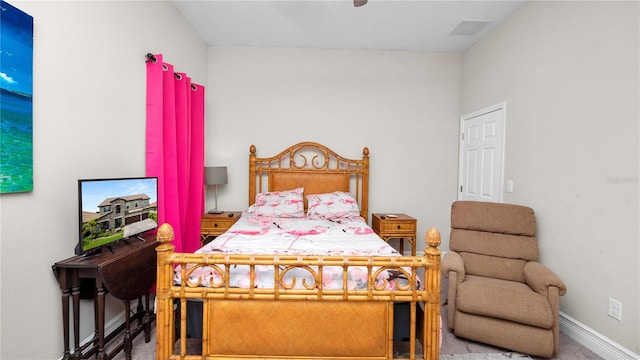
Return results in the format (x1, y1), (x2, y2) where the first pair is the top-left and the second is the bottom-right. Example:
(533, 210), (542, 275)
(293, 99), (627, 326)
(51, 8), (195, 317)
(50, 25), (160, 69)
(247, 187), (305, 218)
(306, 191), (361, 220)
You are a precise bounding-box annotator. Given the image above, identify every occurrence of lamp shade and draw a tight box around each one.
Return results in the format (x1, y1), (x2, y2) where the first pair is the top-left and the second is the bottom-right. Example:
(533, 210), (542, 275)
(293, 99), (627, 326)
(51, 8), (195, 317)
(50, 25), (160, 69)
(205, 166), (228, 186)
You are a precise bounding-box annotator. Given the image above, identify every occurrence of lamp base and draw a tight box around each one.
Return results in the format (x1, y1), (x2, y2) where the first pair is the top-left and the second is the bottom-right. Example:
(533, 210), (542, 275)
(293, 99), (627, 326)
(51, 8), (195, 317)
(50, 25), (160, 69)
(207, 209), (224, 214)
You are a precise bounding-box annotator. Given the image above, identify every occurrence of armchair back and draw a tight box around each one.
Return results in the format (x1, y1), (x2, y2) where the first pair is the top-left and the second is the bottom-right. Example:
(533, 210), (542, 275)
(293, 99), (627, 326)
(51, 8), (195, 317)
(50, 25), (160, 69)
(450, 201), (539, 282)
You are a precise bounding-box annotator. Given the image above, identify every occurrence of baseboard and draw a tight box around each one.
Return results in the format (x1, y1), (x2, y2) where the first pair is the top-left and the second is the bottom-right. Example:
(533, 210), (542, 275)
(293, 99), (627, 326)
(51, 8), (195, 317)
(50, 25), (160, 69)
(559, 311), (639, 360)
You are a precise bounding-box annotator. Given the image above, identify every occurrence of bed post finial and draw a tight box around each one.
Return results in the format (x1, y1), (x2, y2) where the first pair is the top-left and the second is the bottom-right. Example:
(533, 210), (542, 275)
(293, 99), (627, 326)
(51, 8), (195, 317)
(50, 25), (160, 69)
(249, 145), (257, 206)
(425, 227), (441, 252)
(360, 147), (370, 219)
(157, 223), (174, 245)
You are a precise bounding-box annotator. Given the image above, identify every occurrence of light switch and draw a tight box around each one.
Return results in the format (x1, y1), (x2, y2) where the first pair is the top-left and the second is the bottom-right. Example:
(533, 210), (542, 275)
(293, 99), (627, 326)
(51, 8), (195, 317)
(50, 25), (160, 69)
(506, 180), (514, 193)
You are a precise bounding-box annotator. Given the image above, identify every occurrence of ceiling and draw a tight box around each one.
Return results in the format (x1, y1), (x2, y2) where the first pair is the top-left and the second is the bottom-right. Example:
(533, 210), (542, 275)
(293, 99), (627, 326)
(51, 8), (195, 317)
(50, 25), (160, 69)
(170, 0), (528, 53)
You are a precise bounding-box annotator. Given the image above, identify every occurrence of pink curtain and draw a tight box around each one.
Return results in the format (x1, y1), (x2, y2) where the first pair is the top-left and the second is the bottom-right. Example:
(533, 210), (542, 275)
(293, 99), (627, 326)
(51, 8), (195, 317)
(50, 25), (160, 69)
(146, 54), (204, 253)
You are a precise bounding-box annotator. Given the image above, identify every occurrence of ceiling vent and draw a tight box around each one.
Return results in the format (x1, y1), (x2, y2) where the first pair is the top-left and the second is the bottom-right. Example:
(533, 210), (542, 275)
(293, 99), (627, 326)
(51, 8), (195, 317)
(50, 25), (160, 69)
(450, 20), (492, 35)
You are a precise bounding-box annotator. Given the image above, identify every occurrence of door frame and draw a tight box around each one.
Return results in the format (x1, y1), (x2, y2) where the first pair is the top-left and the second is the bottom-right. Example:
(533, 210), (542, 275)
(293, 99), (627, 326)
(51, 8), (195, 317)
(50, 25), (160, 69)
(457, 102), (506, 203)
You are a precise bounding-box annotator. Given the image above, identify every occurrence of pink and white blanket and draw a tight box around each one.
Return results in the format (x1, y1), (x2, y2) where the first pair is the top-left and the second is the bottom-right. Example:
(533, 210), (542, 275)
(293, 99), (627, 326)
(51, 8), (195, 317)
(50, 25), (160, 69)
(175, 212), (420, 290)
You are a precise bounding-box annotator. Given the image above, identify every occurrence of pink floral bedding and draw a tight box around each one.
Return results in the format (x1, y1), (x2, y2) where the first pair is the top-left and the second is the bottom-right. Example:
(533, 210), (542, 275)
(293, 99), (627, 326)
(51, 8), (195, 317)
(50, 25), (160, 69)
(176, 212), (420, 290)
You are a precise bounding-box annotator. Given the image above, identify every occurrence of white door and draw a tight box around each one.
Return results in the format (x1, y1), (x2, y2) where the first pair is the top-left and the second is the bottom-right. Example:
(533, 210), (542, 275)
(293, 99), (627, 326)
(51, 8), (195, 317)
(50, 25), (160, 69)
(458, 103), (505, 203)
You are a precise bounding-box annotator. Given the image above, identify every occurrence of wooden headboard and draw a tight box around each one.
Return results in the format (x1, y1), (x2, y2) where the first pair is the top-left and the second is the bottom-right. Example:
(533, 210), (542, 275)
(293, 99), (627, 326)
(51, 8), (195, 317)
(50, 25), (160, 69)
(249, 142), (370, 220)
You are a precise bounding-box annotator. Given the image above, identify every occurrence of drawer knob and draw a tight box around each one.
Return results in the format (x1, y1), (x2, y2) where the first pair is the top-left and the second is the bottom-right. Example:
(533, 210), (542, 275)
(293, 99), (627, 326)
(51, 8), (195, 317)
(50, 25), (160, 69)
(214, 224), (218, 227)
(397, 225), (401, 229)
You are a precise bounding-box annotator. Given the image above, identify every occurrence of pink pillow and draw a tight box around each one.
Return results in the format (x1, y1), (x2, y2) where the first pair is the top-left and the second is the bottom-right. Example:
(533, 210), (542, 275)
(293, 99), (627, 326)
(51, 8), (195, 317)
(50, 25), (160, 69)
(247, 187), (305, 218)
(307, 191), (361, 220)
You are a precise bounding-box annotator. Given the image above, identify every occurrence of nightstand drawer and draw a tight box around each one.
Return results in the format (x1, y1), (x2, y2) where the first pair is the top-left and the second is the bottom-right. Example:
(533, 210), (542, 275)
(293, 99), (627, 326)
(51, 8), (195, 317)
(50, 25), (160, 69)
(201, 218), (234, 232)
(379, 221), (416, 233)
(201, 212), (241, 237)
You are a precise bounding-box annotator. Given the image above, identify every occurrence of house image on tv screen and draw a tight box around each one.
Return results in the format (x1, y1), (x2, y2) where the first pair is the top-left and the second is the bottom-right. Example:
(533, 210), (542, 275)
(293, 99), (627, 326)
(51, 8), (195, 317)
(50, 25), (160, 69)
(83, 193), (157, 245)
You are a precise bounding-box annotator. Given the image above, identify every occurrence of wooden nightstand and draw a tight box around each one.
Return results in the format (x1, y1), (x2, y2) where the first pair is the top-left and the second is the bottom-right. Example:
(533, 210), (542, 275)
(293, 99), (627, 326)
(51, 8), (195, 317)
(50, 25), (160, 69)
(371, 213), (417, 256)
(201, 211), (241, 246)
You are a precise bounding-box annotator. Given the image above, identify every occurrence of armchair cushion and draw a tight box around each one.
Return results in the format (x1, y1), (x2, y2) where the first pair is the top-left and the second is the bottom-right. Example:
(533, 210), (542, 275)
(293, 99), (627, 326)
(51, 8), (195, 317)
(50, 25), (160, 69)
(450, 229), (538, 260)
(450, 202), (539, 282)
(454, 312), (555, 358)
(459, 252), (527, 283)
(451, 201), (536, 236)
(457, 275), (554, 329)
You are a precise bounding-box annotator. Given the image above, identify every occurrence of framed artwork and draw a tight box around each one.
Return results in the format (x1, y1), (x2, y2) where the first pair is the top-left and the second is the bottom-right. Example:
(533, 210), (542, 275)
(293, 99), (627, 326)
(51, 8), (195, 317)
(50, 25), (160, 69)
(0, 1), (33, 193)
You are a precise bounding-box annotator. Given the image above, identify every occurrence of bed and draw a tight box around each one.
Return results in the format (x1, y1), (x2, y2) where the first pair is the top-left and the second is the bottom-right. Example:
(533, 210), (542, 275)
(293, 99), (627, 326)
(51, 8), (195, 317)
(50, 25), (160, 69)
(155, 141), (442, 360)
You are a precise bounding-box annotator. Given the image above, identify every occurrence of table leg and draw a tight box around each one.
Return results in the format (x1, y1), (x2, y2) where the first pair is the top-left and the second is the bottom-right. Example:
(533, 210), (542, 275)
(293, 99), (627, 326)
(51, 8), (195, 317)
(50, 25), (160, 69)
(72, 285), (81, 358)
(143, 293), (152, 343)
(92, 288), (99, 353)
(409, 235), (416, 256)
(136, 297), (143, 327)
(61, 287), (71, 360)
(124, 299), (132, 360)
(96, 285), (106, 360)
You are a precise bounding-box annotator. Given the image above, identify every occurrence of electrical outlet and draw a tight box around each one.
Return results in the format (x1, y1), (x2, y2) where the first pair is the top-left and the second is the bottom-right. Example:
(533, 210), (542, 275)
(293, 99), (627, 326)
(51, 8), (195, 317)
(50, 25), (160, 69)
(608, 298), (622, 321)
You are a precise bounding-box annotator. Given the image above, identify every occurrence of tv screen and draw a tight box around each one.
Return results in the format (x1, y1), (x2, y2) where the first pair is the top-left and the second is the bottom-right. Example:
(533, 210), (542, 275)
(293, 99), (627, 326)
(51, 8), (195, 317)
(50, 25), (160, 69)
(77, 177), (158, 256)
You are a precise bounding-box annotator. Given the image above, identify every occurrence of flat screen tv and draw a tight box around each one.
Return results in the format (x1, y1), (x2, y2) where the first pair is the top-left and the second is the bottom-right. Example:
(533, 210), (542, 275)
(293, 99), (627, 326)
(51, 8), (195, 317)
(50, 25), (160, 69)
(76, 176), (158, 256)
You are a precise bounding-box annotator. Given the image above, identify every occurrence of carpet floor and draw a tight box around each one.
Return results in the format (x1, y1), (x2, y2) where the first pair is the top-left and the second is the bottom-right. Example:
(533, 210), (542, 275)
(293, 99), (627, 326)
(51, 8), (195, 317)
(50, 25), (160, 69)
(441, 354), (533, 360)
(112, 276), (603, 360)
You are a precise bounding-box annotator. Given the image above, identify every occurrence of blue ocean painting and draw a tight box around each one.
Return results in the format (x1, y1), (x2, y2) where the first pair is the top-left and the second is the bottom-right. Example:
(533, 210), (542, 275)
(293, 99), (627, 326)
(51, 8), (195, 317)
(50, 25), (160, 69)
(0, 1), (33, 193)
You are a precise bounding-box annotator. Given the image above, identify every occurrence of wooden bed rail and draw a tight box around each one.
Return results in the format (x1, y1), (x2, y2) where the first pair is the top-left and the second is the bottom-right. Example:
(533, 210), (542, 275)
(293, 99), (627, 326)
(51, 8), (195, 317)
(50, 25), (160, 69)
(156, 224), (442, 360)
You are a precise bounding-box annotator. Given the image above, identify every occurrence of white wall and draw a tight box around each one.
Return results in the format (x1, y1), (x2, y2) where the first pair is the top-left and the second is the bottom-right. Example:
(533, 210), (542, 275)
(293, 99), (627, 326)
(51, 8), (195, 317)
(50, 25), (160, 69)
(205, 46), (462, 253)
(461, 1), (639, 354)
(0, 1), (207, 359)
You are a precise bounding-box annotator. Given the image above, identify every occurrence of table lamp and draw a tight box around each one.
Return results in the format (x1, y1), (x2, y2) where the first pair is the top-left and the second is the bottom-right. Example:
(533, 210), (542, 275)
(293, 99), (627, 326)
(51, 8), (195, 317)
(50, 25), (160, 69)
(205, 166), (227, 214)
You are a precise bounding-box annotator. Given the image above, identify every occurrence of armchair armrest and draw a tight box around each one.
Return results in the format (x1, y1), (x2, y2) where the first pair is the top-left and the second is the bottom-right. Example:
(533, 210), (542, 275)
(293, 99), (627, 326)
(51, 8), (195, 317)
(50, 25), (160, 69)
(523, 261), (567, 297)
(441, 250), (466, 329)
(442, 250), (465, 282)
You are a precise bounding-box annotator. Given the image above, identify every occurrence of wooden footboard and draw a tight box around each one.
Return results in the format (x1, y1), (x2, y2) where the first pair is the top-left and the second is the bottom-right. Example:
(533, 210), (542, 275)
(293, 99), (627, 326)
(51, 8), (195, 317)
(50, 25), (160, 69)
(156, 224), (441, 360)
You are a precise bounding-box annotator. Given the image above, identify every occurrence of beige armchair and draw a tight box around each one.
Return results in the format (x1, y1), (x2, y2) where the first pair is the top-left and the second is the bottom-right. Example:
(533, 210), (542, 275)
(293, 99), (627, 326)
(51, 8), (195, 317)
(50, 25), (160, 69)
(442, 201), (566, 358)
